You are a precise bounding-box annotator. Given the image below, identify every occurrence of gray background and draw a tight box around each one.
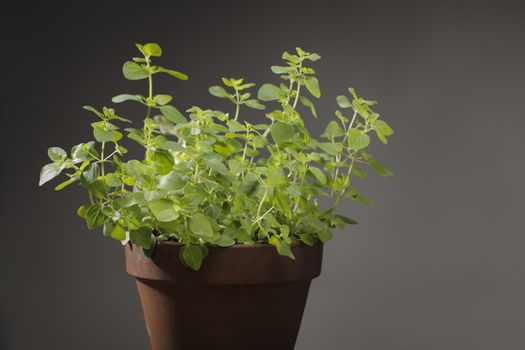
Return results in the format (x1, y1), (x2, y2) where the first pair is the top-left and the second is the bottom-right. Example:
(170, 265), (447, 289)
(1, 0), (524, 349)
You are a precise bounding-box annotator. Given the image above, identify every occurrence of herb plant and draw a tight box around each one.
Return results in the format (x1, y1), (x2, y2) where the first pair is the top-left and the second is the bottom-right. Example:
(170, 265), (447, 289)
(39, 43), (394, 270)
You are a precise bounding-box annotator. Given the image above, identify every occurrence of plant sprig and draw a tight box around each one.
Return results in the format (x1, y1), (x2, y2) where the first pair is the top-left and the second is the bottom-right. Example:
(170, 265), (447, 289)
(39, 43), (394, 270)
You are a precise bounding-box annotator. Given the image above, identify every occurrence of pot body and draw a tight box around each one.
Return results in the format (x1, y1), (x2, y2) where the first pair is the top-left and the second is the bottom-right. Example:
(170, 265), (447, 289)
(125, 241), (323, 350)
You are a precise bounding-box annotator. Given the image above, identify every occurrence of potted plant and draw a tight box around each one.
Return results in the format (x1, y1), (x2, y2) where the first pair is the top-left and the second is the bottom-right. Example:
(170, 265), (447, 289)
(39, 42), (394, 350)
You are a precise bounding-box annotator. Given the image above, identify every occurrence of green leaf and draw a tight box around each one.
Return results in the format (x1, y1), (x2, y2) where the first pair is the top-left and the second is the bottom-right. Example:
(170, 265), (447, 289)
(334, 214), (358, 225)
(80, 163), (100, 186)
(159, 105), (187, 124)
(117, 192), (145, 208)
(318, 142), (342, 156)
(122, 61), (149, 80)
(300, 96), (317, 118)
(158, 171), (184, 191)
(206, 158), (228, 176)
(209, 86), (229, 99)
(257, 83), (281, 101)
(157, 67), (189, 80)
(221, 78), (235, 87)
(372, 120), (394, 144)
(93, 126), (122, 143)
(304, 76), (321, 98)
(352, 166), (368, 179)
(149, 199), (178, 222)
(71, 142), (96, 163)
(269, 236), (295, 259)
(39, 163), (62, 186)
(305, 53), (321, 61)
(228, 159), (246, 175)
(154, 94), (173, 105)
(84, 203), (106, 230)
(244, 99), (265, 110)
(54, 177), (76, 191)
(271, 66), (295, 74)
(323, 121), (345, 137)
(239, 172), (260, 197)
(190, 213), (215, 238)
(318, 228), (333, 243)
(47, 147), (67, 162)
(369, 159), (394, 177)
(282, 51), (300, 63)
(227, 120), (245, 132)
(181, 244), (206, 270)
(89, 179), (108, 199)
(130, 227), (153, 249)
(309, 166), (327, 185)
(300, 233), (315, 246)
(270, 122), (295, 143)
(143, 43), (162, 57)
(350, 193), (374, 205)
(336, 95), (352, 108)
(347, 129), (370, 150)
(214, 235), (235, 247)
(273, 189), (292, 220)
(83, 105), (103, 118)
(104, 222), (126, 241)
(103, 221), (115, 237)
(111, 94), (143, 104)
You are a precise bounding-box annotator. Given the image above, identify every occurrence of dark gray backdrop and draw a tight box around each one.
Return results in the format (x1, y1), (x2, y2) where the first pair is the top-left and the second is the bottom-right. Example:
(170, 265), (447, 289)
(1, 1), (524, 349)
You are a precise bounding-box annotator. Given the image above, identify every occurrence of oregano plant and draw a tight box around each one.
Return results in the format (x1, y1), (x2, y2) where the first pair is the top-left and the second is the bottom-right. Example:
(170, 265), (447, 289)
(39, 43), (394, 270)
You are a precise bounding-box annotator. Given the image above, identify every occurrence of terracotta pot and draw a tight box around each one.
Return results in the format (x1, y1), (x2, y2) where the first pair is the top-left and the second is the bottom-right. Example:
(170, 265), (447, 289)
(125, 241), (323, 350)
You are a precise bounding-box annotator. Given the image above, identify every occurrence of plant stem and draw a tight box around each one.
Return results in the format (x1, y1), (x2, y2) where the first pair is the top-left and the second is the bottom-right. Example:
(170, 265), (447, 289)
(292, 61), (303, 109)
(144, 56), (153, 160)
(100, 141), (106, 177)
(292, 81), (301, 109)
(334, 152), (357, 209)
(234, 103), (240, 121)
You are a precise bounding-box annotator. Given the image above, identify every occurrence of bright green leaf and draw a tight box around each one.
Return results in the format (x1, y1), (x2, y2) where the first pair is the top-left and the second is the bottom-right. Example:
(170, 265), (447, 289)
(257, 83), (281, 101)
(347, 129), (370, 150)
(159, 105), (187, 124)
(300, 96), (317, 118)
(190, 213), (215, 238)
(309, 166), (327, 185)
(323, 121), (345, 137)
(244, 99), (265, 110)
(111, 94), (143, 104)
(214, 235), (235, 247)
(318, 142), (342, 156)
(122, 61), (149, 80)
(54, 177), (76, 191)
(273, 189), (292, 220)
(318, 228), (333, 242)
(270, 122), (295, 143)
(369, 159), (394, 177)
(154, 94), (173, 105)
(271, 66), (295, 74)
(39, 163), (62, 186)
(48, 147), (67, 162)
(130, 227), (153, 249)
(304, 76), (320, 98)
(157, 67), (189, 80)
(181, 244), (206, 270)
(209, 86), (229, 99)
(269, 236), (295, 259)
(143, 43), (162, 57)
(336, 95), (352, 108)
(158, 171), (184, 191)
(149, 199), (178, 222)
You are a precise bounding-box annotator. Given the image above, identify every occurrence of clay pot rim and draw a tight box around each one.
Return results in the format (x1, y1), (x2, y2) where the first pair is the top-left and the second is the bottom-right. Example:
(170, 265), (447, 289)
(127, 240), (323, 284)
(155, 240), (317, 249)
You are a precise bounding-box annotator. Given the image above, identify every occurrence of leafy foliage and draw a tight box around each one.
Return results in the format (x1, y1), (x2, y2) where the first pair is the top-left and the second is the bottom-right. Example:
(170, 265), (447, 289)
(39, 43), (394, 270)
